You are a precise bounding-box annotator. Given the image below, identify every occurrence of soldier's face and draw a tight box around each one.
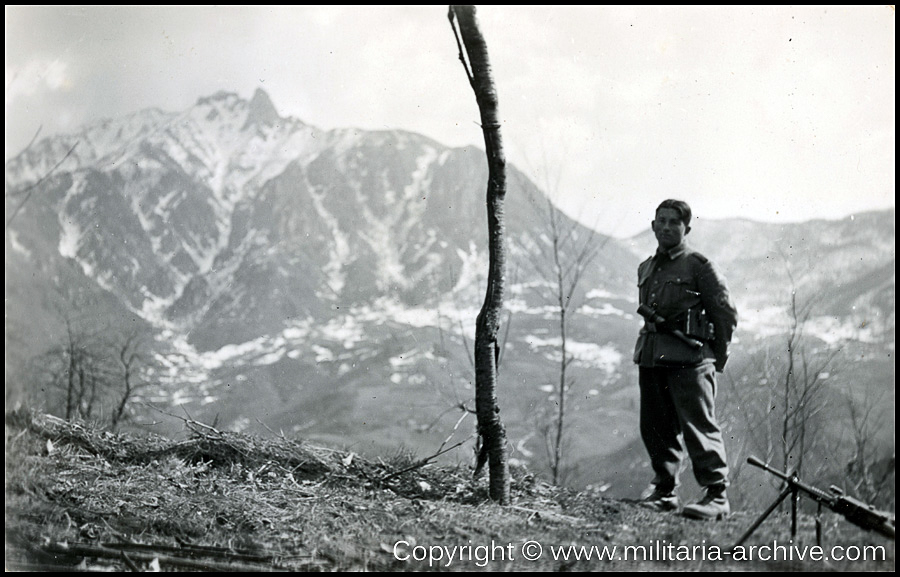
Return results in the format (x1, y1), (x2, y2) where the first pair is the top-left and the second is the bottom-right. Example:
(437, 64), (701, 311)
(652, 208), (690, 250)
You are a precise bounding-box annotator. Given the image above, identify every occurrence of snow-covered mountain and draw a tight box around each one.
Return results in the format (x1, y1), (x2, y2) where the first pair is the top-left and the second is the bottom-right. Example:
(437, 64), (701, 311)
(5, 89), (638, 440)
(5, 89), (893, 491)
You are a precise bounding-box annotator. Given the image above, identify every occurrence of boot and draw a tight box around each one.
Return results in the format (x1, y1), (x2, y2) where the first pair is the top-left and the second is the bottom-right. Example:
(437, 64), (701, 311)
(681, 484), (729, 520)
(639, 486), (680, 512)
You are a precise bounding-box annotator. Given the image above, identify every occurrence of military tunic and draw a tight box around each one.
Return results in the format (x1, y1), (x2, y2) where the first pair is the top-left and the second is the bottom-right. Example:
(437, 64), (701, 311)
(633, 241), (738, 492)
(634, 242), (737, 370)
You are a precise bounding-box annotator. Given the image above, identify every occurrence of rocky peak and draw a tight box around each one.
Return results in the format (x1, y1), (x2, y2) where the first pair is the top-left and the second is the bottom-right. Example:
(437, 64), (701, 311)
(243, 88), (282, 129)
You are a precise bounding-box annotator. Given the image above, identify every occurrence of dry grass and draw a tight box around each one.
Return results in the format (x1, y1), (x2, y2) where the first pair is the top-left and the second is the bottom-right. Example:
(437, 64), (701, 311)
(5, 409), (894, 571)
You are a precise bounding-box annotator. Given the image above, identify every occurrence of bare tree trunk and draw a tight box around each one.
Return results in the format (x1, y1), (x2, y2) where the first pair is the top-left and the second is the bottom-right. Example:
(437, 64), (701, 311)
(776, 258), (837, 482)
(75, 362), (87, 418)
(448, 4), (510, 504)
(65, 319), (77, 419)
(112, 331), (140, 429)
(84, 362), (98, 418)
(551, 208), (566, 485)
(782, 289), (797, 474)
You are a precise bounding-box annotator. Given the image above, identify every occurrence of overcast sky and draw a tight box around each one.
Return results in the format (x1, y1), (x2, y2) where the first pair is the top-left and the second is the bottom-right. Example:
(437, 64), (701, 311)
(5, 5), (895, 238)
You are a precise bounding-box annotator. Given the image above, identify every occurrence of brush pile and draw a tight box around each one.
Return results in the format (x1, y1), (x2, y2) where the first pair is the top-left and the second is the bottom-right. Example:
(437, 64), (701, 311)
(4, 409), (558, 571)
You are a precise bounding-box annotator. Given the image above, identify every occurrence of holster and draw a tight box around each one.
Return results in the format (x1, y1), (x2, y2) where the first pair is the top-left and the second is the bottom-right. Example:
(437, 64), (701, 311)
(684, 307), (715, 342)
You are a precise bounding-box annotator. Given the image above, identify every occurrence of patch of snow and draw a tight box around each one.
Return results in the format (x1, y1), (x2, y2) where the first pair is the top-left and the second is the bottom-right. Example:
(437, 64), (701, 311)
(453, 241), (487, 294)
(203, 339), (265, 369)
(313, 345), (334, 363)
(404, 146), (437, 200)
(283, 321), (312, 340)
(510, 280), (556, 296)
(8, 230), (31, 258)
(525, 336), (623, 373)
(58, 218), (81, 259)
(586, 288), (618, 300)
(307, 179), (349, 296)
(363, 298), (440, 328)
(328, 129), (366, 156)
(740, 306), (797, 339)
(390, 349), (420, 368)
(170, 389), (192, 406)
(139, 289), (178, 329)
(255, 349), (285, 365)
(580, 303), (627, 317)
(320, 315), (365, 349)
(505, 298), (531, 314)
(804, 316), (879, 345)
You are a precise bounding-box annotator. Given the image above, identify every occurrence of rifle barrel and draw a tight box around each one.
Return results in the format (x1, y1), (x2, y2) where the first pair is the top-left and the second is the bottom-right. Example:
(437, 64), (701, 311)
(747, 456), (791, 481)
(747, 457), (835, 503)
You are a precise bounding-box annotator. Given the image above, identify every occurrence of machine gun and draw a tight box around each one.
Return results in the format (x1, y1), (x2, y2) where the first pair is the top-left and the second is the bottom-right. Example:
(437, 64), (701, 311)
(734, 456), (895, 548)
(636, 304), (702, 349)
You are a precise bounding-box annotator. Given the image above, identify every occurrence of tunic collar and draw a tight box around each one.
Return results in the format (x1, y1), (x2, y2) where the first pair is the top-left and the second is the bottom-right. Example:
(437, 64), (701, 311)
(655, 241), (688, 261)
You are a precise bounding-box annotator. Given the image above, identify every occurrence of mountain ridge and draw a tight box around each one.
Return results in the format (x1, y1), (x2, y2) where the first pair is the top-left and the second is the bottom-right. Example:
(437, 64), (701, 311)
(5, 89), (894, 495)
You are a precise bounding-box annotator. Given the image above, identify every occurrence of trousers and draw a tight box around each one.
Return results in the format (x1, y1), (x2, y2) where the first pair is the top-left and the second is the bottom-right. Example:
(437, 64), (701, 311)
(639, 363), (729, 491)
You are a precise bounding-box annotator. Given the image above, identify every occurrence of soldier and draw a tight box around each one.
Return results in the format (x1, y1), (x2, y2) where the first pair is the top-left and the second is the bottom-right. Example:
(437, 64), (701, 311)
(634, 199), (738, 520)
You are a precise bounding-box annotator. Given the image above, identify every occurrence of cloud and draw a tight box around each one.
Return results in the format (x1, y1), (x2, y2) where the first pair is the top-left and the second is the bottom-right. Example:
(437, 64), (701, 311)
(6, 58), (71, 104)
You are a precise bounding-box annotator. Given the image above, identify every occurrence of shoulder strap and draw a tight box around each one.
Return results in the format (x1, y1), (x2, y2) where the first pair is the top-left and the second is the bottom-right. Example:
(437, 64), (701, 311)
(687, 251), (709, 264)
(637, 255), (655, 286)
